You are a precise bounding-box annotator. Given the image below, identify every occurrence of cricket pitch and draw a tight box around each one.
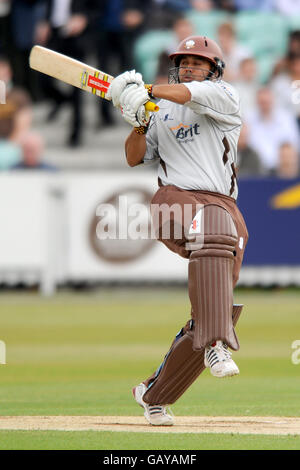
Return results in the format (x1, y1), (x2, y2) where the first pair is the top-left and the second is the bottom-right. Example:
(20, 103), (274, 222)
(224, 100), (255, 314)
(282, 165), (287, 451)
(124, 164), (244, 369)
(0, 416), (299, 435)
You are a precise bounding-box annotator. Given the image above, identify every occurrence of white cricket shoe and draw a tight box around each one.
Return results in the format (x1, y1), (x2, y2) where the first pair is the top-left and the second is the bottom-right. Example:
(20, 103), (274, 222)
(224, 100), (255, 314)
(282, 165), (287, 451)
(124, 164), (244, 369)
(132, 383), (174, 426)
(204, 341), (239, 378)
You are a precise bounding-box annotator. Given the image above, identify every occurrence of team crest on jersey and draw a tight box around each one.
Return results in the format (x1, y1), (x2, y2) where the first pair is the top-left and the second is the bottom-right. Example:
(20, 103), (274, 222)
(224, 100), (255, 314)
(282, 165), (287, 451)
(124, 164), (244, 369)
(163, 114), (174, 122)
(220, 83), (233, 97)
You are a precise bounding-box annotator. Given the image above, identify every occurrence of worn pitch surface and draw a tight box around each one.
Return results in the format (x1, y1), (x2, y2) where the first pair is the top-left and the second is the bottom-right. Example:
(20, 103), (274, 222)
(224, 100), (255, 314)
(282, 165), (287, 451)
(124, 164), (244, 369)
(0, 416), (299, 435)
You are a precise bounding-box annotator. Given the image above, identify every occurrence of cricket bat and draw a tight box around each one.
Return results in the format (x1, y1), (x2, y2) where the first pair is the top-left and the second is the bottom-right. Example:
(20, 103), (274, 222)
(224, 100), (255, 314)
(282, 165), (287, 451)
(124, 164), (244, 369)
(29, 46), (159, 112)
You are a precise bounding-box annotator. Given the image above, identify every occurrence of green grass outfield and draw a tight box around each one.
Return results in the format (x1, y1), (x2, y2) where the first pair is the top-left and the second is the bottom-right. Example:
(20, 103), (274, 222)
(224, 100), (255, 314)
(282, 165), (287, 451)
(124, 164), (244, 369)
(0, 287), (300, 450)
(0, 430), (300, 450)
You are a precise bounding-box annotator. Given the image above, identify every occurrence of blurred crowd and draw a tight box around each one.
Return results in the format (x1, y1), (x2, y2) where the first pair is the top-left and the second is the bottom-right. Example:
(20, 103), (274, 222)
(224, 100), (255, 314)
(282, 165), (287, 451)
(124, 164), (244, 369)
(0, 0), (300, 179)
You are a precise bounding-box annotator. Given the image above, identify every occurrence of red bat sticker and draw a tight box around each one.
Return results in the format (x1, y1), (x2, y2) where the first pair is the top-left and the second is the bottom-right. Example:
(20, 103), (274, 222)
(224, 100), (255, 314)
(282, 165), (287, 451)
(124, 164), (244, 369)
(88, 75), (110, 93)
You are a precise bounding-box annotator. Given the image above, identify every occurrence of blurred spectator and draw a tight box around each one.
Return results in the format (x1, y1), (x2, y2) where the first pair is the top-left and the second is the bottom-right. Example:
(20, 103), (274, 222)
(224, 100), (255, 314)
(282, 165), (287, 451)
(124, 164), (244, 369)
(96, 1), (146, 127)
(276, 142), (300, 178)
(213, 0), (236, 12)
(233, 57), (260, 115)
(237, 124), (264, 176)
(0, 54), (13, 93)
(246, 87), (299, 173)
(168, 14), (195, 51)
(0, 55), (32, 143)
(35, 0), (96, 147)
(191, 0), (214, 11)
(12, 132), (57, 170)
(272, 31), (300, 78)
(217, 22), (252, 82)
(0, 0), (12, 55)
(0, 105), (15, 140)
(152, 0), (191, 10)
(0, 98), (22, 170)
(8, 0), (46, 100)
(155, 14), (195, 84)
(6, 87), (32, 142)
(151, 1), (191, 14)
(0, 139), (21, 170)
(146, 0), (192, 29)
(271, 53), (300, 129)
(0, 88), (16, 139)
(0, 56), (26, 171)
(233, 0), (274, 11)
(97, 1), (146, 74)
(288, 31), (300, 57)
(275, 0), (300, 16)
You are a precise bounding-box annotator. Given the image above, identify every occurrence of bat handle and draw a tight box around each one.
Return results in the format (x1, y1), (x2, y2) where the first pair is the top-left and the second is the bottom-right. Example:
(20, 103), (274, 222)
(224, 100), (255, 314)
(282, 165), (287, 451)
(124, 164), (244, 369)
(145, 101), (159, 112)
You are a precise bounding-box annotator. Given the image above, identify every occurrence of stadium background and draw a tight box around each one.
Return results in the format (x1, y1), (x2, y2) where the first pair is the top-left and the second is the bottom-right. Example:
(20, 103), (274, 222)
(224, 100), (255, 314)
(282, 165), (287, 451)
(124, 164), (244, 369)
(0, 0), (300, 451)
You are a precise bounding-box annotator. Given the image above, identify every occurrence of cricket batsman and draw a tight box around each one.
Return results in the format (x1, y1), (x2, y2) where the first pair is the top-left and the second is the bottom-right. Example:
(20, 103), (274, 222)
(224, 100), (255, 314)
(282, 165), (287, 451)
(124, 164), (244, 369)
(107, 35), (249, 425)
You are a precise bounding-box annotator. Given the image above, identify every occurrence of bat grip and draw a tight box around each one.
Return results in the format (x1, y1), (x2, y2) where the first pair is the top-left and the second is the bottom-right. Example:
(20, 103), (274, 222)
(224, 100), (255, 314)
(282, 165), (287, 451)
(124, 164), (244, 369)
(145, 101), (159, 112)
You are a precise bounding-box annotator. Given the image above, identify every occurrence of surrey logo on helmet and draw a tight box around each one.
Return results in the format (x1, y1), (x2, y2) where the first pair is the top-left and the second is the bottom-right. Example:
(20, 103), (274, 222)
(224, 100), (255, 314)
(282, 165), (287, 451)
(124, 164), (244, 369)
(184, 40), (195, 49)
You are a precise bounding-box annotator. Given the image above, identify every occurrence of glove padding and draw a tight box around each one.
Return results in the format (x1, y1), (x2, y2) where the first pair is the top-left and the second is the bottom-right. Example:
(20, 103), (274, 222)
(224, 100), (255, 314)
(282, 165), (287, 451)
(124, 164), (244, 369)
(106, 70), (144, 107)
(120, 83), (151, 127)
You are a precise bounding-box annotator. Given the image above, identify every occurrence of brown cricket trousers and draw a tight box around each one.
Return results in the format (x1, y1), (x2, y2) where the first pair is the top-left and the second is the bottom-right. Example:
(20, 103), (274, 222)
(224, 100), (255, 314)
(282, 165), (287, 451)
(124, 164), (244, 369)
(142, 184), (249, 405)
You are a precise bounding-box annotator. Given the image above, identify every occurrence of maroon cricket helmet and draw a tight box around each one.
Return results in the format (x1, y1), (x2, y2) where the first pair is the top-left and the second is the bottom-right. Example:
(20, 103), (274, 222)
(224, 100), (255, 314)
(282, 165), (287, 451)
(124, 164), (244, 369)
(169, 35), (225, 79)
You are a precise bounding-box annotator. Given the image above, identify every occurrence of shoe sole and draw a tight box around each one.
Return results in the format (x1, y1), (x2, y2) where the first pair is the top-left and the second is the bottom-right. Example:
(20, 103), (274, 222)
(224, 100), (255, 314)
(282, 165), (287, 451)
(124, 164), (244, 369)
(209, 368), (240, 378)
(204, 358), (239, 378)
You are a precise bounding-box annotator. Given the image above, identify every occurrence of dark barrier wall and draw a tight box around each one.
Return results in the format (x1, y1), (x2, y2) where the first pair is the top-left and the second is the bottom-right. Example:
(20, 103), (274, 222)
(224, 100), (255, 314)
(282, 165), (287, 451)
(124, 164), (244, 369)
(237, 178), (300, 266)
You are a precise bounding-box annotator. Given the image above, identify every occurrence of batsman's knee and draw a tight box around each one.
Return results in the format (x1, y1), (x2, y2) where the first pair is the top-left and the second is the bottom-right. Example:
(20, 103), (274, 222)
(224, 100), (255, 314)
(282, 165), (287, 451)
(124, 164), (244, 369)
(188, 204), (238, 255)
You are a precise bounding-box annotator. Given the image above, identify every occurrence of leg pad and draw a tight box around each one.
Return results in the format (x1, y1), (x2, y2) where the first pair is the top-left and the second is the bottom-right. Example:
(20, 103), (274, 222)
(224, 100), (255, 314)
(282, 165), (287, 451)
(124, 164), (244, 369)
(143, 305), (243, 405)
(188, 205), (239, 351)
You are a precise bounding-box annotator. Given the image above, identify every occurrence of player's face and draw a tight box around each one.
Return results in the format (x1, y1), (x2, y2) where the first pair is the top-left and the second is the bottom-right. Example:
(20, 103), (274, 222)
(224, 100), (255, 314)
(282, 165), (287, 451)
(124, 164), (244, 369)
(178, 56), (212, 83)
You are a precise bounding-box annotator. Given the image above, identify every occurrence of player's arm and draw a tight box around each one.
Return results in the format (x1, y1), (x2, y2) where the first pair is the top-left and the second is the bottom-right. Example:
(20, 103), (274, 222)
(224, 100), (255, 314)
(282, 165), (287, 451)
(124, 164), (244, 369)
(107, 71), (152, 167)
(151, 84), (191, 105)
(125, 130), (146, 167)
(109, 73), (187, 168)
(124, 84), (190, 167)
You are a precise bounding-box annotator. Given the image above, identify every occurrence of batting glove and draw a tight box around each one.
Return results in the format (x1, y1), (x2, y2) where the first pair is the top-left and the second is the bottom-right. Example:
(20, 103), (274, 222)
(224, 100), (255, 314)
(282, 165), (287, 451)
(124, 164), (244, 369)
(120, 83), (151, 127)
(106, 70), (144, 107)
